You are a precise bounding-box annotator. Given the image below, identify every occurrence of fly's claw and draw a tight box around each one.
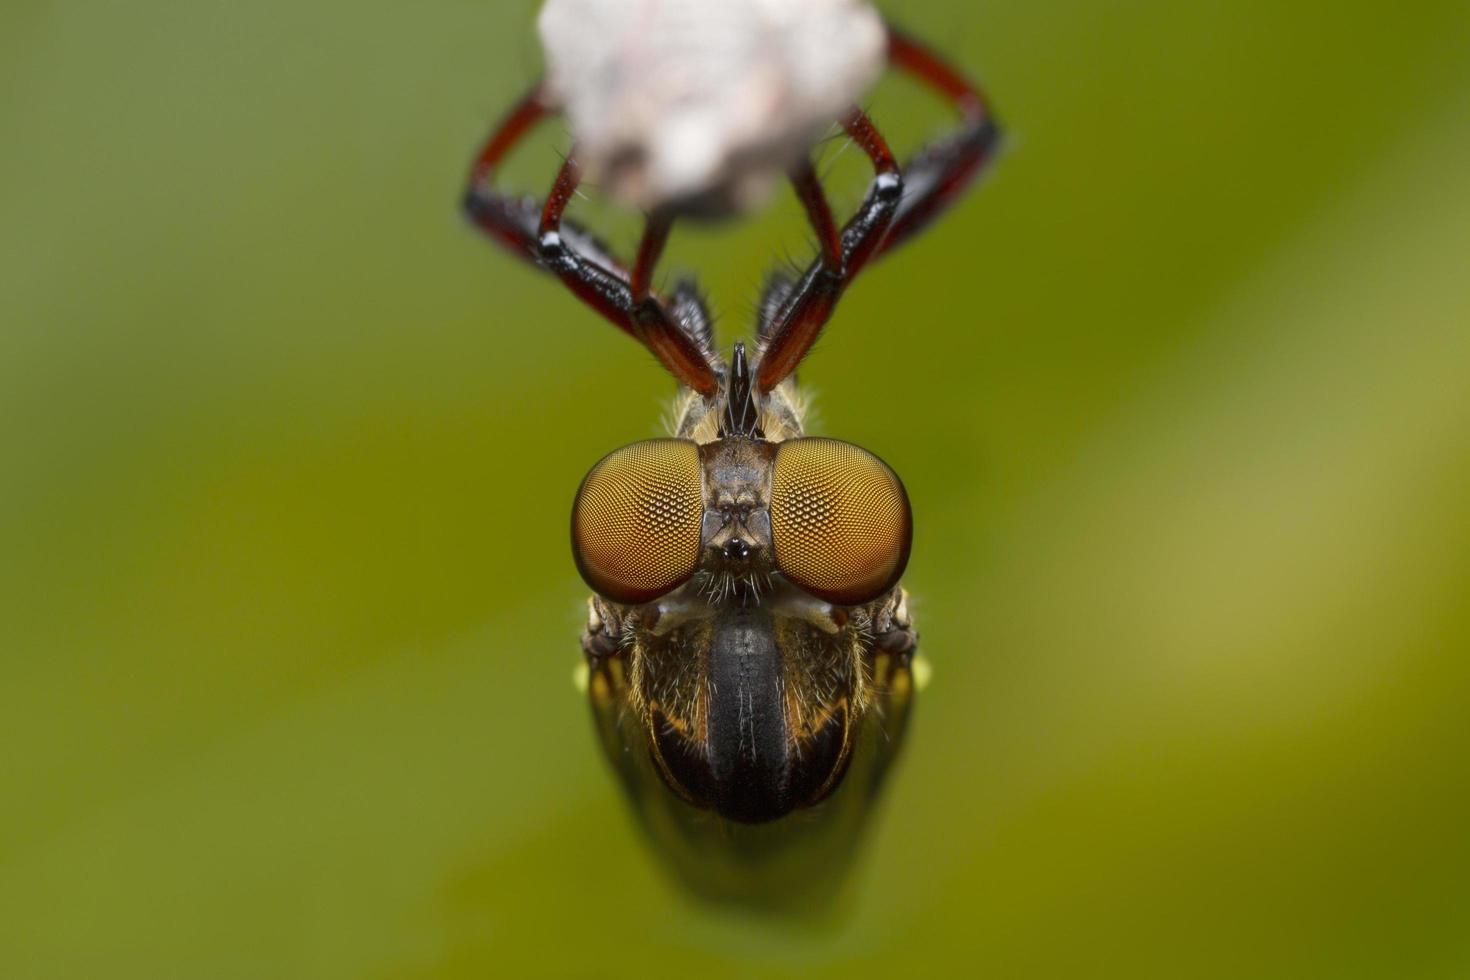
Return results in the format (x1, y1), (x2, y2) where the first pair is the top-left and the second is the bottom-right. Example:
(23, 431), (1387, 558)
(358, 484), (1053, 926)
(874, 587), (918, 657)
(581, 596), (624, 661)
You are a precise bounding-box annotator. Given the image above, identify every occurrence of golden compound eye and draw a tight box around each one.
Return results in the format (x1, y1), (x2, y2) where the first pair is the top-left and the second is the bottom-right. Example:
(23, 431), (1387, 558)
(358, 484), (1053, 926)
(572, 439), (704, 604)
(770, 438), (912, 606)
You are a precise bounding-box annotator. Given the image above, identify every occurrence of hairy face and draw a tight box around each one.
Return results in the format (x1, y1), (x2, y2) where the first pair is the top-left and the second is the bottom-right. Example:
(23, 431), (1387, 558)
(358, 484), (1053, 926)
(693, 438), (777, 603)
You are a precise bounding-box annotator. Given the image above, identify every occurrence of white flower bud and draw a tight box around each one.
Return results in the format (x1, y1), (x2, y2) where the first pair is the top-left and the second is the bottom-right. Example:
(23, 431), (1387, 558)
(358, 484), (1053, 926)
(538, 0), (886, 215)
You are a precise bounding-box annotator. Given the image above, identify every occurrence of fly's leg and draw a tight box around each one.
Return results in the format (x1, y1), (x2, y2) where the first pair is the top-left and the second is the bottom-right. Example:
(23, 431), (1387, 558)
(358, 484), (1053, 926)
(462, 84), (627, 273)
(461, 86), (720, 395)
(788, 156), (845, 276)
(758, 27), (1001, 391)
(533, 161), (720, 395)
(872, 587), (918, 657)
(879, 25), (1001, 256)
(581, 596), (625, 662)
(757, 108), (903, 392)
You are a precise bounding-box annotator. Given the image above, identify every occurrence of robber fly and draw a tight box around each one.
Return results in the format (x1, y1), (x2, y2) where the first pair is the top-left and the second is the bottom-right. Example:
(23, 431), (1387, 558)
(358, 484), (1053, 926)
(462, 21), (998, 906)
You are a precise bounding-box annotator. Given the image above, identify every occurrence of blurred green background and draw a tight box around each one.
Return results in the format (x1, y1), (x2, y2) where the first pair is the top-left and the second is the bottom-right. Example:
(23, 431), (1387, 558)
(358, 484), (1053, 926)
(3, 0), (1469, 976)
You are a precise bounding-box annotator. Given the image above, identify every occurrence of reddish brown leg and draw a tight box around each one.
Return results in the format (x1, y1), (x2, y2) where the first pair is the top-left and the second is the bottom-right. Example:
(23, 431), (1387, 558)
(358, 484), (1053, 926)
(755, 26), (1001, 392)
(524, 156), (634, 341)
(631, 211), (674, 302)
(468, 84), (553, 187)
(531, 157), (718, 395)
(756, 108), (902, 393)
(887, 26), (990, 118)
(789, 158), (843, 275)
(463, 84), (559, 259)
(463, 88), (629, 283)
(462, 92), (719, 395)
(877, 24), (1000, 256)
(838, 108), (901, 280)
(538, 155), (585, 239)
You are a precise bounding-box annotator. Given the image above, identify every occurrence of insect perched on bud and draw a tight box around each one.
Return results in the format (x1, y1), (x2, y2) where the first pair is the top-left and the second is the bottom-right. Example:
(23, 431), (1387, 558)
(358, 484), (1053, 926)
(463, 6), (999, 905)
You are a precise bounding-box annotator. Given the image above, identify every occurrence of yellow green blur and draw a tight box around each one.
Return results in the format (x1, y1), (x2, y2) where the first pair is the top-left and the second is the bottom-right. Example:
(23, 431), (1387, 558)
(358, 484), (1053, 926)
(2, 0), (1468, 976)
